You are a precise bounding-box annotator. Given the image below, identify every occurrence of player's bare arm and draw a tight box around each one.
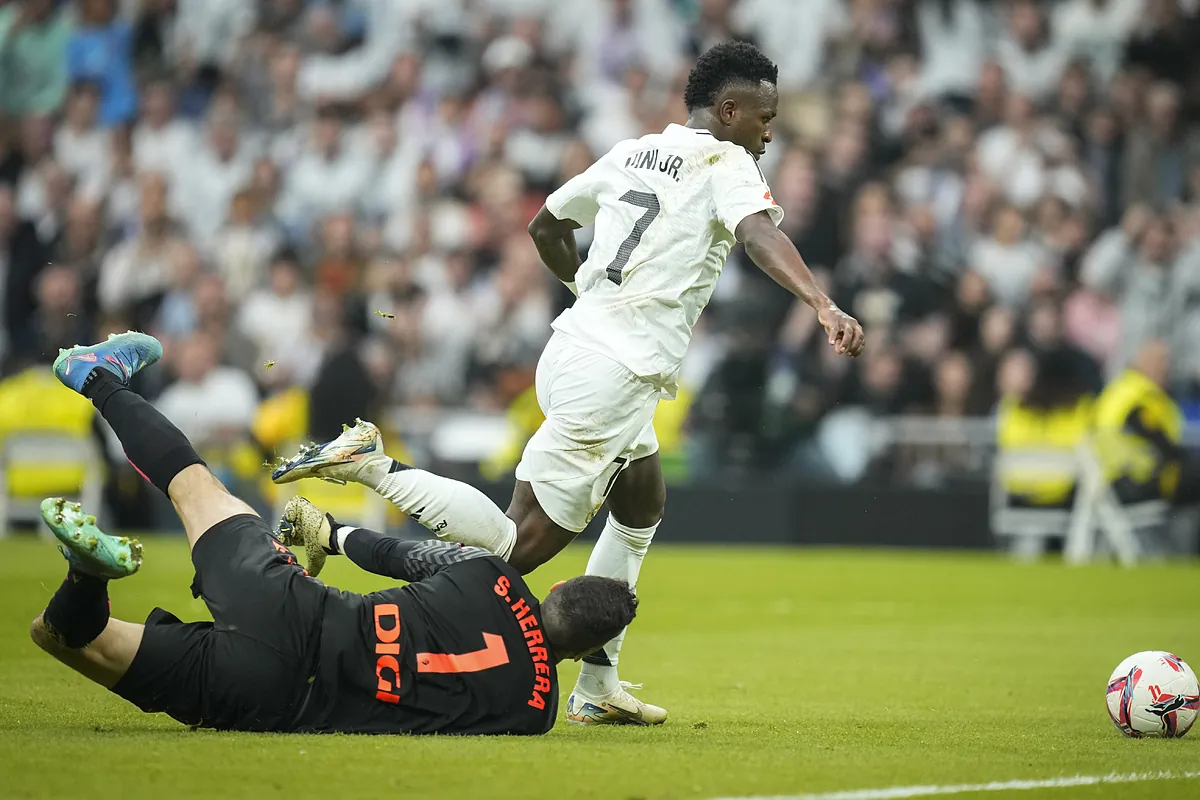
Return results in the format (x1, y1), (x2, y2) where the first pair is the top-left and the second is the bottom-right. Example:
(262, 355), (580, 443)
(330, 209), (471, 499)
(737, 211), (865, 357)
(527, 206), (583, 284)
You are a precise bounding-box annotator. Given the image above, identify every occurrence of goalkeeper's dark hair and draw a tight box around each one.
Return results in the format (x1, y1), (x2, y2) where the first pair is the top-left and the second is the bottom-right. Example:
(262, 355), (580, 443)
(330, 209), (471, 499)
(542, 576), (638, 656)
(683, 40), (778, 112)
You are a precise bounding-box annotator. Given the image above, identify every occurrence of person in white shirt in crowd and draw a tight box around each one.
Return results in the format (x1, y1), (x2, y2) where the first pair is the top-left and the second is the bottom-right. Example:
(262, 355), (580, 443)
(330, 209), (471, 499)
(969, 203), (1052, 309)
(210, 188), (281, 299)
(236, 250), (314, 390)
(295, 0), (412, 103)
(131, 78), (197, 175)
(733, 0), (848, 93)
(172, 106), (256, 242)
(913, 0), (991, 102)
(170, 0), (256, 74)
(358, 105), (421, 228)
(1053, 0), (1145, 85)
(994, 0), (1069, 103)
(277, 107), (373, 235)
(155, 331), (259, 446)
(568, 0), (684, 93)
(53, 82), (110, 195)
(98, 171), (187, 319)
(975, 93), (1049, 209)
(505, 91), (573, 189)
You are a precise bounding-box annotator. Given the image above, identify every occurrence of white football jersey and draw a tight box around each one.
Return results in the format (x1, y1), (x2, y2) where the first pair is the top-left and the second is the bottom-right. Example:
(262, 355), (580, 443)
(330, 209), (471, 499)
(546, 123), (783, 394)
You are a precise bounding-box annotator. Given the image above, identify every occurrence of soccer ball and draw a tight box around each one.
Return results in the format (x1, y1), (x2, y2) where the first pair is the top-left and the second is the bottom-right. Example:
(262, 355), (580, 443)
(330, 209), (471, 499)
(1106, 651), (1199, 738)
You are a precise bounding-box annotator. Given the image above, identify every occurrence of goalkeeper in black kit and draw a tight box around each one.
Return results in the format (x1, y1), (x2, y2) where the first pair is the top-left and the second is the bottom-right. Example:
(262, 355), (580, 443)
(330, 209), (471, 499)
(29, 332), (638, 736)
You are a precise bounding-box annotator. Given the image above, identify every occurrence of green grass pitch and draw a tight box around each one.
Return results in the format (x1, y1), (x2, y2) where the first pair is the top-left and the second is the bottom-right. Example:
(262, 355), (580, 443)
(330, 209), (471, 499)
(1, 536), (1198, 799)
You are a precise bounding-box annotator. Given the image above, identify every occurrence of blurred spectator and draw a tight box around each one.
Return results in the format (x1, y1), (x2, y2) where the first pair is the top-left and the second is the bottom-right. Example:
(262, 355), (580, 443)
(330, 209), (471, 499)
(173, 107), (256, 241)
(964, 304), (1017, 412)
(1095, 339), (1200, 507)
(67, 0), (137, 126)
(132, 78), (197, 174)
(995, 0), (1069, 102)
(1122, 82), (1200, 208)
(469, 236), (551, 407)
(0, 0), (72, 118)
(17, 157), (72, 244)
(996, 346), (1096, 508)
(968, 204), (1049, 309)
(835, 182), (934, 331)
(1082, 209), (1180, 371)
(734, 0), (848, 93)
(102, 125), (139, 228)
(278, 107), (373, 233)
(211, 188), (280, 298)
(1124, 0), (1200, 86)
(312, 211), (367, 298)
(154, 242), (204, 339)
(1, 184), (50, 360)
(308, 338), (378, 443)
(171, 0), (256, 74)
(1023, 298), (1103, 392)
(97, 171), (185, 325)
(1081, 105), (1125, 227)
(195, 272), (258, 377)
(236, 250), (314, 389)
(155, 332), (258, 445)
(50, 195), (105, 297)
(913, 0), (989, 103)
(13, 263), (92, 363)
(1054, 0), (1143, 85)
(53, 82), (109, 194)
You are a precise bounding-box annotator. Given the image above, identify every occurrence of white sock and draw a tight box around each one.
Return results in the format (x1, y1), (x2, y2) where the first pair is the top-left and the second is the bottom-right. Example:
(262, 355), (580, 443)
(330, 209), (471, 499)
(371, 466), (517, 560)
(334, 525), (357, 554)
(576, 514), (657, 697)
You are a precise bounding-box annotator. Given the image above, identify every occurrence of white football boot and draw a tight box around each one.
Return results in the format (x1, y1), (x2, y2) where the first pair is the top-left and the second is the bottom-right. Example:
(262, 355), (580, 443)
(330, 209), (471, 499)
(565, 681), (668, 726)
(271, 419), (391, 487)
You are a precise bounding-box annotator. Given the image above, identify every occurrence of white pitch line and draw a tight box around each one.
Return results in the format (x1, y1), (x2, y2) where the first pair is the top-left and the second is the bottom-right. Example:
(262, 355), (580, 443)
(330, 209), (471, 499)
(711, 770), (1200, 800)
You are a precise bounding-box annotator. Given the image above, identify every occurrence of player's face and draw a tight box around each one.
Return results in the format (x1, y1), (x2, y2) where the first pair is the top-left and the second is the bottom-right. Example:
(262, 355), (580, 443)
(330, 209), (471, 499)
(722, 81), (778, 160)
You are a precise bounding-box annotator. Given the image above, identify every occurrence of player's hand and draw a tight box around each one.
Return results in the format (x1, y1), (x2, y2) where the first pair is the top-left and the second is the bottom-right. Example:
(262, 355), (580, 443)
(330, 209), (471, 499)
(817, 305), (865, 357)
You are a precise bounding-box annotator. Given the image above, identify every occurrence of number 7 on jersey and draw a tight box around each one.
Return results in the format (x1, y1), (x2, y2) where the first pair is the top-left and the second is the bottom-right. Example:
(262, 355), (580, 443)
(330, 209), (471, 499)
(605, 191), (660, 286)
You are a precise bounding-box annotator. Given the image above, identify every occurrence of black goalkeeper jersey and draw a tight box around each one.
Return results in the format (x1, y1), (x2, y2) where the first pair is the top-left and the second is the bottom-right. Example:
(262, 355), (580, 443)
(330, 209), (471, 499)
(295, 540), (557, 735)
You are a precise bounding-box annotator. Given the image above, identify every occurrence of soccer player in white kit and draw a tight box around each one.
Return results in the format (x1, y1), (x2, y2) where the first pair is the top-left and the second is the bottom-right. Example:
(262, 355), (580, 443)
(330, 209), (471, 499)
(272, 41), (865, 726)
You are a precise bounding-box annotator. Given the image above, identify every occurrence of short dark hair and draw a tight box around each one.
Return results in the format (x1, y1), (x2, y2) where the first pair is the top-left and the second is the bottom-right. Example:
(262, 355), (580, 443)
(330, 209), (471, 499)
(543, 576), (638, 656)
(683, 41), (778, 112)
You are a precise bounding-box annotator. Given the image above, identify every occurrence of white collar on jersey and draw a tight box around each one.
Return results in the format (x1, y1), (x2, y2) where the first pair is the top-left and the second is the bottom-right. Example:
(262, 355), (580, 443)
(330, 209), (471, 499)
(663, 123), (713, 137)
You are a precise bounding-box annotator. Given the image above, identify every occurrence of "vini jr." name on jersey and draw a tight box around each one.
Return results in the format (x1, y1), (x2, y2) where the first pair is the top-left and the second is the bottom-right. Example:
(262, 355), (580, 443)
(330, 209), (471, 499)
(625, 148), (684, 182)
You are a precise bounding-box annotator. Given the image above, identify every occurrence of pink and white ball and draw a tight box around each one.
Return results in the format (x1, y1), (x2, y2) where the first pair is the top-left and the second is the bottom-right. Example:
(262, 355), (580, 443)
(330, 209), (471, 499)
(1106, 651), (1199, 738)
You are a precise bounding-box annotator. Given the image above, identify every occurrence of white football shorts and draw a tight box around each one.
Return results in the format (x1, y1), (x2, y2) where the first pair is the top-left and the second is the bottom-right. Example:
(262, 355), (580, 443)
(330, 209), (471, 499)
(515, 332), (661, 533)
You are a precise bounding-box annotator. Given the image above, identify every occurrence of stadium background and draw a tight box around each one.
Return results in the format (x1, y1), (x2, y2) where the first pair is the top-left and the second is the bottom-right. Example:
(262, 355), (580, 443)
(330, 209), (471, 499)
(0, 0), (1198, 552)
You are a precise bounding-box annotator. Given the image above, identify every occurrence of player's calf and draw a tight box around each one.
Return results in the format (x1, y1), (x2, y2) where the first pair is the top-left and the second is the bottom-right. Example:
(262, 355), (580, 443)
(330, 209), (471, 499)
(506, 489), (578, 574)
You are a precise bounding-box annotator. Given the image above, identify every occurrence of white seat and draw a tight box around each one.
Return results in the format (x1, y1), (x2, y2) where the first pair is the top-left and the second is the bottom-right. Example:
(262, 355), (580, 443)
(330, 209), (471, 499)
(990, 441), (1163, 566)
(1063, 441), (1168, 564)
(0, 433), (106, 537)
(990, 446), (1082, 560)
(1064, 441), (1168, 566)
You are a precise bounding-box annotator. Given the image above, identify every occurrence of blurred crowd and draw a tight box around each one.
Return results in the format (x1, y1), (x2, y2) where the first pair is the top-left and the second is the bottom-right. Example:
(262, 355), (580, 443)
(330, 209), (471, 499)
(2, 0), (1200, 483)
